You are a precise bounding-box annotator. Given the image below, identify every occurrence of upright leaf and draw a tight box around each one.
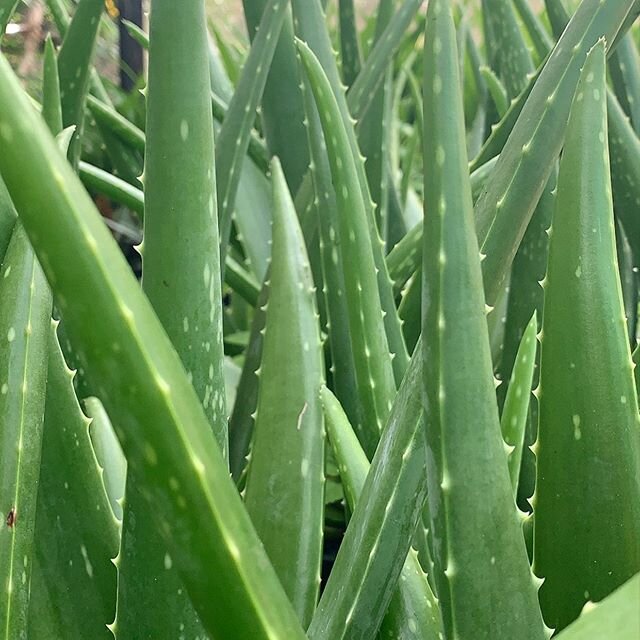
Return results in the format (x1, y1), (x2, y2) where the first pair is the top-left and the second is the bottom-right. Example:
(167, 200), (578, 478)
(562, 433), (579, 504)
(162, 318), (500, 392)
(308, 344), (428, 640)
(421, 2), (546, 638)
(117, 0), (226, 635)
(29, 325), (119, 640)
(57, 0), (104, 168)
(244, 160), (324, 626)
(534, 41), (640, 632)
(0, 224), (52, 638)
(298, 39), (396, 457)
(322, 386), (443, 640)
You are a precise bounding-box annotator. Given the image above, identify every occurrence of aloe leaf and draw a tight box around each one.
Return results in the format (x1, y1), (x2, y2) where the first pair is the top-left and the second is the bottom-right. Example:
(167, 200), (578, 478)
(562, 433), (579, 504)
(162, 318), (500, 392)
(241, 0), (308, 191)
(615, 221), (638, 341)
(295, 1), (409, 387)
(322, 385), (442, 640)
(500, 312), (537, 494)
(30, 323), (119, 639)
(0, 224), (52, 638)
(482, 0), (535, 97)
(422, 2), (546, 637)
(78, 162), (144, 216)
(244, 160), (324, 626)
(385, 154), (498, 296)
(347, 0), (424, 123)
(116, 0), (227, 634)
(86, 95), (145, 154)
(289, 0), (363, 435)
(42, 36), (62, 136)
(297, 39), (396, 457)
(0, 178), (16, 263)
(228, 280), (269, 482)
(476, 0), (637, 306)
(308, 343), (428, 640)
(338, 0), (362, 86)
(398, 269), (421, 355)
(512, 0), (555, 61)
(0, 49), (307, 640)
(609, 34), (640, 132)
(84, 397), (126, 521)
(217, 0), (289, 266)
(57, 0), (104, 168)
(142, 0), (226, 447)
(554, 573), (640, 640)
(534, 40), (640, 632)
(480, 66), (509, 117)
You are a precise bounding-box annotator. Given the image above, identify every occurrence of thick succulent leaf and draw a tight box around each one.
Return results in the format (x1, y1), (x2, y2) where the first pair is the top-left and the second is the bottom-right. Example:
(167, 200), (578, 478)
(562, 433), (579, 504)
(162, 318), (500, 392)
(0, 49), (306, 640)
(42, 36), (62, 136)
(241, 0), (308, 192)
(481, 0), (534, 97)
(57, 0), (104, 168)
(86, 95), (145, 154)
(308, 344), (428, 640)
(322, 386), (442, 640)
(29, 324), (119, 640)
(78, 162), (144, 217)
(512, 0), (554, 61)
(534, 41), (640, 632)
(475, 0), (637, 306)
(117, 0), (226, 635)
(554, 573), (640, 640)
(217, 0), (289, 265)
(228, 280), (269, 482)
(244, 160), (324, 626)
(609, 34), (640, 132)
(0, 178), (16, 263)
(84, 397), (126, 521)
(500, 312), (538, 494)
(0, 224), (52, 638)
(346, 0), (424, 123)
(292, 0), (409, 390)
(338, 0), (362, 86)
(480, 66), (509, 117)
(297, 39), (396, 458)
(421, 2), (546, 638)
(290, 0), (363, 436)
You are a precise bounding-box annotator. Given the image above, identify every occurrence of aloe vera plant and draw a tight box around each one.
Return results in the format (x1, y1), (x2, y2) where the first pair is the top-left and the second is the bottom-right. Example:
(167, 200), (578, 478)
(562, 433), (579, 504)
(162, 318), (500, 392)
(0, 0), (637, 638)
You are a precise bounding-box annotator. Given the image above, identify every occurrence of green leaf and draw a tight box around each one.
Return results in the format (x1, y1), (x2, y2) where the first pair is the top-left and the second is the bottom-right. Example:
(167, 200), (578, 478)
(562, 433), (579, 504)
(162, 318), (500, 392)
(338, 0), (362, 86)
(421, 1), (547, 637)
(57, 0), (104, 168)
(500, 312), (538, 494)
(554, 573), (640, 640)
(116, 0), (227, 634)
(84, 397), (126, 521)
(42, 36), (63, 136)
(322, 386), (443, 640)
(244, 160), (324, 626)
(217, 0), (289, 265)
(308, 344), (428, 640)
(0, 47), (306, 640)
(29, 324), (119, 640)
(241, 0), (309, 192)
(0, 224), (52, 638)
(297, 39), (396, 457)
(534, 40), (640, 632)
(480, 66), (509, 118)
